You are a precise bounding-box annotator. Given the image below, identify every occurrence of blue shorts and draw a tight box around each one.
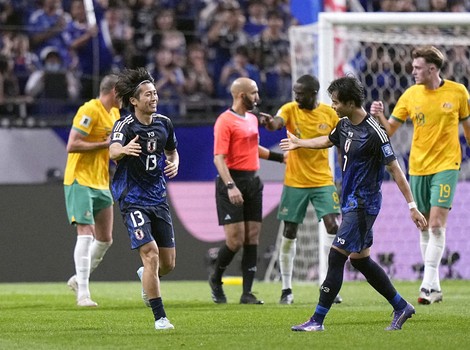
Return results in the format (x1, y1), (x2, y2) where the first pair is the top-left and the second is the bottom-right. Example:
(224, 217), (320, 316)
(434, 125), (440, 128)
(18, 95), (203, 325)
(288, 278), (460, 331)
(120, 204), (175, 250)
(333, 210), (376, 253)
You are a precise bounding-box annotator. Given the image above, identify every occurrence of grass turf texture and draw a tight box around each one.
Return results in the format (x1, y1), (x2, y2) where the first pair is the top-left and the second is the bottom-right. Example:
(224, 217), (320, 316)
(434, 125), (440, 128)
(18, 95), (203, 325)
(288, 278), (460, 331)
(1, 280), (469, 350)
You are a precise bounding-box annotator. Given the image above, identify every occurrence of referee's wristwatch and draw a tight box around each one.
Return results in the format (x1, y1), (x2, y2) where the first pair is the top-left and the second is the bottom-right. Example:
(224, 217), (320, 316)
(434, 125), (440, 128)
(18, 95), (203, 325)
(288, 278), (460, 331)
(226, 181), (235, 189)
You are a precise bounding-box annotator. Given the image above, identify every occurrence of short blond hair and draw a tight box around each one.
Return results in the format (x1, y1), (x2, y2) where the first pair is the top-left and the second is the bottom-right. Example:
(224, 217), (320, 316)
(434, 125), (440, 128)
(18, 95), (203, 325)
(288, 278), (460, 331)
(411, 46), (445, 69)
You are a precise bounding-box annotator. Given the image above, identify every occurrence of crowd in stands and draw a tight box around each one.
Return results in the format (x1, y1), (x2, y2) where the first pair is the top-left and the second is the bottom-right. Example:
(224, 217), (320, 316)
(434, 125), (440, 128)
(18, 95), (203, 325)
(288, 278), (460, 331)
(0, 0), (469, 125)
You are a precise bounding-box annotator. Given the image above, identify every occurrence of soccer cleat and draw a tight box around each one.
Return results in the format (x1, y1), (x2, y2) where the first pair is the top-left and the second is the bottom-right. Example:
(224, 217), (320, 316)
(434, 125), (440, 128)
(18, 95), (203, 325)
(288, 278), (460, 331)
(334, 294), (343, 304)
(209, 277), (227, 304)
(280, 288), (294, 304)
(136, 266), (151, 307)
(77, 297), (98, 307)
(291, 317), (324, 332)
(385, 302), (415, 330)
(429, 289), (443, 303)
(418, 288), (431, 305)
(155, 317), (174, 330)
(418, 288), (443, 305)
(240, 292), (264, 305)
(67, 275), (78, 295)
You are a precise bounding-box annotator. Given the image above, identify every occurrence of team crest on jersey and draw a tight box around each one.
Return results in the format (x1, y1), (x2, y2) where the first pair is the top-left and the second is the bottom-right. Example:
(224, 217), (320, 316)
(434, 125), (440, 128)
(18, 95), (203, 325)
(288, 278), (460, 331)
(79, 115), (91, 128)
(381, 144), (393, 157)
(442, 102), (452, 110)
(147, 138), (157, 153)
(112, 132), (123, 141)
(134, 228), (144, 240)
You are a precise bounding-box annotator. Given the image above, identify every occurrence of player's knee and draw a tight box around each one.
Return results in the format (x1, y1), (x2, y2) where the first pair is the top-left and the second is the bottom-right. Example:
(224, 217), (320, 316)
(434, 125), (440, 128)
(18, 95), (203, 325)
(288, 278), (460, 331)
(324, 214), (339, 236)
(283, 222), (298, 240)
(326, 223), (338, 236)
(159, 261), (175, 276)
(349, 256), (370, 270)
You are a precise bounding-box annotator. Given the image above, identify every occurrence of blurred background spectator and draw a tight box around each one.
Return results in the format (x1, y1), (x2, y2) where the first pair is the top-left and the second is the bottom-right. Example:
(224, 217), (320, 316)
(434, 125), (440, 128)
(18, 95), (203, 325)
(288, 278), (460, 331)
(24, 46), (80, 117)
(1, 0), (469, 125)
(27, 0), (72, 67)
(250, 9), (291, 108)
(217, 45), (261, 100)
(147, 45), (185, 119)
(182, 42), (215, 115)
(243, 0), (268, 37)
(206, 1), (249, 89)
(64, 0), (114, 99)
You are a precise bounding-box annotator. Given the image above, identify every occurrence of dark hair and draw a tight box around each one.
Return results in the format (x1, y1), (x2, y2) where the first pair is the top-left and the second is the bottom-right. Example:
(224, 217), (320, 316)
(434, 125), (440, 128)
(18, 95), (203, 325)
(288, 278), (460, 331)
(327, 76), (364, 107)
(115, 68), (154, 110)
(296, 74), (319, 93)
(411, 46), (444, 69)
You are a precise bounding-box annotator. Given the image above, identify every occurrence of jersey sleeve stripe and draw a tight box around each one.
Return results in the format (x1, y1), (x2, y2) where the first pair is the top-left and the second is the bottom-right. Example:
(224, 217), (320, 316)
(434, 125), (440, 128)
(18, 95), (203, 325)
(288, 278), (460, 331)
(366, 118), (389, 143)
(114, 115), (133, 132)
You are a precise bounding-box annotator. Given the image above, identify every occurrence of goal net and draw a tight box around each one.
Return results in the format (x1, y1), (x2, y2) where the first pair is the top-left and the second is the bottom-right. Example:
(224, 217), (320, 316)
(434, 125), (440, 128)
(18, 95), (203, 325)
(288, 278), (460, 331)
(264, 12), (470, 283)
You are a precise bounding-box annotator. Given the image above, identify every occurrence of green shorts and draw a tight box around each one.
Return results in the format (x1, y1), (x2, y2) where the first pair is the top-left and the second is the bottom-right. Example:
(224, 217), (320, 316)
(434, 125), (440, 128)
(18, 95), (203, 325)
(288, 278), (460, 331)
(410, 170), (459, 214)
(64, 181), (113, 225)
(277, 185), (340, 224)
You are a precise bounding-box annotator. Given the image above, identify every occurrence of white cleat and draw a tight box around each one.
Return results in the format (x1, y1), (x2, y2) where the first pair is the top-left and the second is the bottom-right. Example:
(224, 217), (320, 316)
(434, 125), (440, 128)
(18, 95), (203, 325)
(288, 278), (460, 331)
(67, 275), (78, 295)
(77, 297), (98, 307)
(155, 317), (174, 330)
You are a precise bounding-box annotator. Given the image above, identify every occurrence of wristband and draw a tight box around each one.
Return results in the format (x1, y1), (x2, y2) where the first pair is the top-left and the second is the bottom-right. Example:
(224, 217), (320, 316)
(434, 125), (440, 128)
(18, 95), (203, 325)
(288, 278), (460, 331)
(268, 151), (284, 163)
(408, 201), (417, 210)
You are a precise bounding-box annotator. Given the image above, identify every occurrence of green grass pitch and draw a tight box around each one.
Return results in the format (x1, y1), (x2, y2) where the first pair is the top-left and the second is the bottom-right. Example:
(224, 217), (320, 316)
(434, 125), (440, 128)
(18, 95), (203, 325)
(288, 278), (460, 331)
(1, 280), (469, 350)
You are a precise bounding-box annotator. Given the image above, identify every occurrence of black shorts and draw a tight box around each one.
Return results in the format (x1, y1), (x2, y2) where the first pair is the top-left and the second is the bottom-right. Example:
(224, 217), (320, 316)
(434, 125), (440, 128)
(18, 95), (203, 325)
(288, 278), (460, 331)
(215, 170), (263, 225)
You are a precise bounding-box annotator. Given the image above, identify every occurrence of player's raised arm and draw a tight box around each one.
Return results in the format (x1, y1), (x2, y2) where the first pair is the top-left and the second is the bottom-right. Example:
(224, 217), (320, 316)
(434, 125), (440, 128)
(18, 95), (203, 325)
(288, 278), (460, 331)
(280, 130), (332, 151)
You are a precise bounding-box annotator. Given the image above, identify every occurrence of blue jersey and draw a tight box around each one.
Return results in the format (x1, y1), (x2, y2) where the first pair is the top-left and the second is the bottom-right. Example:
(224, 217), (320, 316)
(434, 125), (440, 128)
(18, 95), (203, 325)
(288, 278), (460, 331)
(110, 113), (178, 208)
(329, 114), (396, 215)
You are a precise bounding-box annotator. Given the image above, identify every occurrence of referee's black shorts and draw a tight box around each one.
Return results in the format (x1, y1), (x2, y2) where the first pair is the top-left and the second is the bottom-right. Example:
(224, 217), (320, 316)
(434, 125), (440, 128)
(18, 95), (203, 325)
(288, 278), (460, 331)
(215, 170), (263, 225)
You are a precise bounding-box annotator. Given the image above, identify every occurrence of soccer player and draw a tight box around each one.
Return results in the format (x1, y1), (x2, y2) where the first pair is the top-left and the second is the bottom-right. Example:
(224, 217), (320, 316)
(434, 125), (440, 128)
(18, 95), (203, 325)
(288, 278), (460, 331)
(259, 74), (341, 305)
(280, 76), (427, 332)
(109, 67), (179, 330)
(64, 74), (121, 307)
(209, 77), (284, 305)
(371, 46), (470, 305)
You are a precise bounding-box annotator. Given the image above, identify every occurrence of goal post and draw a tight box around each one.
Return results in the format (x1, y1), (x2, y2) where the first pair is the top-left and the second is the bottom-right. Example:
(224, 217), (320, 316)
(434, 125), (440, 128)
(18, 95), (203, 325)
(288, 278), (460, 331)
(265, 12), (470, 284)
(317, 12), (470, 106)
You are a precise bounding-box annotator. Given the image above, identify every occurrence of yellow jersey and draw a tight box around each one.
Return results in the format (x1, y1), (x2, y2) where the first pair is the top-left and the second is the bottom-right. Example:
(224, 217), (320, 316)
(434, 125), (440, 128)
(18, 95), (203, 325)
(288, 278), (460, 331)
(64, 99), (120, 189)
(277, 101), (339, 188)
(391, 79), (470, 175)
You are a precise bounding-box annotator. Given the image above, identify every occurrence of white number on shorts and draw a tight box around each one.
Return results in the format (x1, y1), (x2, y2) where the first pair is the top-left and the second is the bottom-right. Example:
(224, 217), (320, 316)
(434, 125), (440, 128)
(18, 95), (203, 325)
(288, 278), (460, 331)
(130, 210), (145, 227)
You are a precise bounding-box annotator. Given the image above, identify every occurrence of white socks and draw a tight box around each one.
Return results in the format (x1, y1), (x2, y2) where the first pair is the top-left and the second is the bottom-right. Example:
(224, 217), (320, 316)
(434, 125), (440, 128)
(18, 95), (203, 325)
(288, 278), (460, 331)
(421, 227), (446, 291)
(90, 239), (113, 273)
(419, 229), (430, 261)
(279, 237), (296, 290)
(74, 235), (93, 300)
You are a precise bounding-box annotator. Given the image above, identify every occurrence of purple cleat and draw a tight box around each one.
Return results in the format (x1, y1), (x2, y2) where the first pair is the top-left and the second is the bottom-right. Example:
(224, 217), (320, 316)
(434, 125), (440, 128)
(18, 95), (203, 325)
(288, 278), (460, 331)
(386, 302), (415, 330)
(291, 317), (324, 332)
